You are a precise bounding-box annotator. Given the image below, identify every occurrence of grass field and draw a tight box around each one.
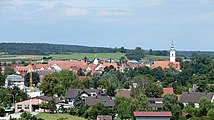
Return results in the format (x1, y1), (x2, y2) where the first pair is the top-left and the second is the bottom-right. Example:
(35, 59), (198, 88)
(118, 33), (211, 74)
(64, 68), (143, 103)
(0, 55), (43, 61)
(0, 53), (125, 62)
(47, 53), (125, 60)
(36, 113), (87, 120)
(0, 54), (169, 62)
(142, 55), (169, 62)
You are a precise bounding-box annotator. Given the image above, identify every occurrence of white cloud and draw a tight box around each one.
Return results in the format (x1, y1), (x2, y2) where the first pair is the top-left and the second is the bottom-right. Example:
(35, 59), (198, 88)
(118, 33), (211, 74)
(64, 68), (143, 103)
(63, 8), (88, 16)
(99, 9), (130, 17)
(142, 1), (161, 7)
(197, 12), (214, 20)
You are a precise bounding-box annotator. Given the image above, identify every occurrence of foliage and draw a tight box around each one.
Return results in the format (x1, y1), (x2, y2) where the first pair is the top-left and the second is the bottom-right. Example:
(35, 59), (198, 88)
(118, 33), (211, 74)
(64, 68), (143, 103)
(77, 68), (85, 76)
(10, 112), (45, 120)
(0, 87), (27, 108)
(39, 102), (49, 112)
(24, 72), (40, 87)
(115, 94), (148, 119)
(207, 109), (214, 118)
(0, 74), (5, 87)
(39, 75), (60, 96)
(163, 94), (181, 120)
(0, 108), (5, 117)
(48, 98), (57, 113)
(4, 66), (15, 75)
(145, 82), (162, 98)
(125, 49), (145, 61)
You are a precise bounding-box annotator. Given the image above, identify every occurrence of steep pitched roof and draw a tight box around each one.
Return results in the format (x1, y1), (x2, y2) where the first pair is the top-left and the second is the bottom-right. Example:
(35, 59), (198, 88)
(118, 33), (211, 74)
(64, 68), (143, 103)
(102, 62), (118, 71)
(133, 112), (172, 117)
(48, 60), (88, 70)
(65, 88), (99, 99)
(152, 61), (180, 70)
(65, 89), (80, 99)
(179, 92), (214, 103)
(162, 88), (174, 97)
(85, 96), (115, 107)
(36, 96), (62, 104)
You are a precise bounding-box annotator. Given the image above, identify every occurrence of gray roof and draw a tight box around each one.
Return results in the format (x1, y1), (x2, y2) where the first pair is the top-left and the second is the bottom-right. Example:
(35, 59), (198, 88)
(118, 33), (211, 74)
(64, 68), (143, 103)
(36, 96), (62, 104)
(6, 74), (24, 82)
(179, 92), (214, 103)
(83, 89), (99, 94)
(147, 98), (163, 101)
(148, 103), (163, 108)
(65, 88), (99, 99)
(85, 96), (115, 107)
(65, 89), (79, 99)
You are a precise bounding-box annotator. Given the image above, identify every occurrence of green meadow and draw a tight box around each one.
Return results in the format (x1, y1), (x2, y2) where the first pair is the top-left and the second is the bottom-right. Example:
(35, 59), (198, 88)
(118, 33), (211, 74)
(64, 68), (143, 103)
(47, 53), (125, 60)
(36, 113), (87, 120)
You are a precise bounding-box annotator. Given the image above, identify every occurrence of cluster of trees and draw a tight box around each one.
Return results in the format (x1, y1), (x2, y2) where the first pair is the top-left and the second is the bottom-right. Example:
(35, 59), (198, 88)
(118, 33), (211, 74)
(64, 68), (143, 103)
(39, 70), (77, 96)
(183, 97), (214, 119)
(0, 87), (28, 107)
(70, 103), (115, 120)
(125, 48), (145, 61)
(148, 49), (169, 56)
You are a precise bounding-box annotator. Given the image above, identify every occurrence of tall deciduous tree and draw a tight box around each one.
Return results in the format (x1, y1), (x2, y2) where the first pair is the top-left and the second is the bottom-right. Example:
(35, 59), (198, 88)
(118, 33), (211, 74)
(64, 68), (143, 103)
(163, 94), (181, 120)
(39, 75), (60, 96)
(24, 72), (40, 87)
(145, 83), (162, 98)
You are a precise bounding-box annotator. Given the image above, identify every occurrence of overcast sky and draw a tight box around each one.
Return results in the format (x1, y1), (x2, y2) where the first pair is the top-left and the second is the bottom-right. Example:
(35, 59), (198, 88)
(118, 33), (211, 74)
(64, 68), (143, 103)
(0, 0), (214, 51)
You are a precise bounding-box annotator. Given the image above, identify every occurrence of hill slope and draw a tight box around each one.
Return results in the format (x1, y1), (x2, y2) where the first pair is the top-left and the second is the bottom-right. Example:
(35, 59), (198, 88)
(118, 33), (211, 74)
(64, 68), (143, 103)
(0, 43), (118, 55)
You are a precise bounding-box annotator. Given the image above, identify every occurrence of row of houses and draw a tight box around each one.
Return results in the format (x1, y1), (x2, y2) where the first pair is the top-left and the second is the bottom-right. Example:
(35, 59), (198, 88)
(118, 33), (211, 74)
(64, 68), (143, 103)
(6, 58), (180, 79)
(13, 85), (212, 120)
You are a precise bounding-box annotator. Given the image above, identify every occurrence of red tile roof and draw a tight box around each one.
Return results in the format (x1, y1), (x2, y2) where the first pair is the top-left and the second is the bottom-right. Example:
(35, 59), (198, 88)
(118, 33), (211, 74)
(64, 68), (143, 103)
(152, 61), (180, 70)
(34, 64), (51, 69)
(48, 60), (88, 70)
(162, 88), (174, 96)
(102, 62), (118, 71)
(133, 112), (172, 117)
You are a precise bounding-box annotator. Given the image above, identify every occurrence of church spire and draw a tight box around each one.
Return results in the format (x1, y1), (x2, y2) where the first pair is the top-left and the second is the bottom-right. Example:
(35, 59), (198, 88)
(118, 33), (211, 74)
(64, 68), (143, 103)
(170, 41), (176, 62)
(171, 41), (175, 50)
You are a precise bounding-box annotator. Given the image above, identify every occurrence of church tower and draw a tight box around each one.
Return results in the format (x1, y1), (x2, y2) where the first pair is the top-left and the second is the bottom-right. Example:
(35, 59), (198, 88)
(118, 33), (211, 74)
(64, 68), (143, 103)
(170, 41), (176, 62)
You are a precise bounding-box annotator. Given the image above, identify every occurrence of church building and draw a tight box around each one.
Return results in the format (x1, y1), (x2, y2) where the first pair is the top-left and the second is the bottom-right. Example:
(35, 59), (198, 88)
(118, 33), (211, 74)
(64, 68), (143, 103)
(152, 42), (181, 71)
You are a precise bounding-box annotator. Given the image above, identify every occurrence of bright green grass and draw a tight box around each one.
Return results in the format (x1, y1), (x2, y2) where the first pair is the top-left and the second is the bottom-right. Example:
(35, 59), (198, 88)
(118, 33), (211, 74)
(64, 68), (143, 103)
(36, 113), (87, 120)
(48, 53), (125, 60)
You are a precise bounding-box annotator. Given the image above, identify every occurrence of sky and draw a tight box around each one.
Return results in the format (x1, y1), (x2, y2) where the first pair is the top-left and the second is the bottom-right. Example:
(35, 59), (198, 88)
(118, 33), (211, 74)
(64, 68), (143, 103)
(0, 0), (214, 51)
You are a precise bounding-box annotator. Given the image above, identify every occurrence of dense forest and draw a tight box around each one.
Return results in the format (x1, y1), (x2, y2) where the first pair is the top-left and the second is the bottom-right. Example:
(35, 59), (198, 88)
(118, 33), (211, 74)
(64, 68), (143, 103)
(0, 43), (214, 57)
(0, 43), (127, 55)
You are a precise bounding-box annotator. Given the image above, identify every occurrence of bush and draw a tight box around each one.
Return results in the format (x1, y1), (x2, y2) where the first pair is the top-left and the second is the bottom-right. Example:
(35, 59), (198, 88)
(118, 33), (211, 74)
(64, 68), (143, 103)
(70, 108), (78, 116)
(19, 109), (24, 112)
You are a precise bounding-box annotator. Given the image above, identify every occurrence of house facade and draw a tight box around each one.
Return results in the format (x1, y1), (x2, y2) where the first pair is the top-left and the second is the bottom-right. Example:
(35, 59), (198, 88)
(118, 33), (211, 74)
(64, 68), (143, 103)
(133, 112), (172, 120)
(15, 96), (62, 112)
(5, 74), (25, 90)
(147, 98), (163, 111)
(179, 92), (214, 108)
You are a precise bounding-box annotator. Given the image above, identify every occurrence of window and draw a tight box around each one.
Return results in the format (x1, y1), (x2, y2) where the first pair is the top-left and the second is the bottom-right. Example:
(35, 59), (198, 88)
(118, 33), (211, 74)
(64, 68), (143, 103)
(17, 104), (22, 109)
(25, 105), (29, 109)
(101, 100), (107, 103)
